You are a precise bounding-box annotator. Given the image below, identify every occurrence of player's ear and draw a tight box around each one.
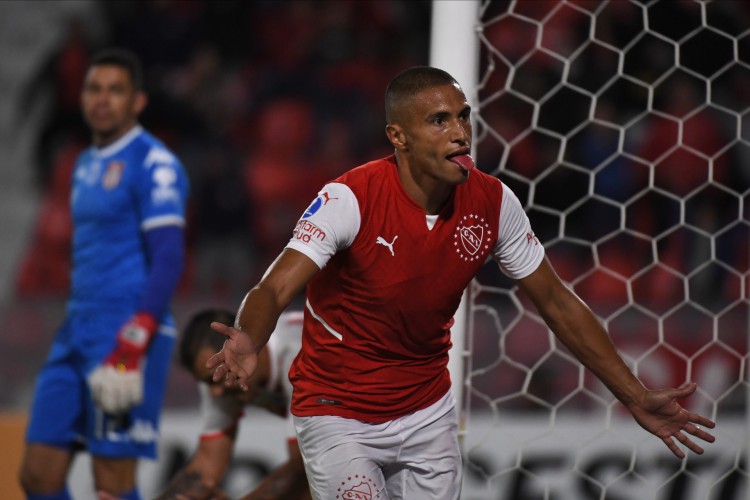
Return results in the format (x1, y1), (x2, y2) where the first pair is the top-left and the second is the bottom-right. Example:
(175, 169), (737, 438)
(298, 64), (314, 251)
(133, 91), (148, 115)
(386, 123), (407, 150)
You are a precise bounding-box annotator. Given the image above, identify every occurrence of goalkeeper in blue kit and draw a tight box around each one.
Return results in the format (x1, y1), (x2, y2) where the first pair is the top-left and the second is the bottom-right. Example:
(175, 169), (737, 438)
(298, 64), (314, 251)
(19, 48), (189, 500)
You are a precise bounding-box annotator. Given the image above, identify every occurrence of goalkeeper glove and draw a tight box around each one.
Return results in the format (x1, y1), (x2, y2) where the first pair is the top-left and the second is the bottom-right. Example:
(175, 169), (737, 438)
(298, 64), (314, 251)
(88, 312), (158, 414)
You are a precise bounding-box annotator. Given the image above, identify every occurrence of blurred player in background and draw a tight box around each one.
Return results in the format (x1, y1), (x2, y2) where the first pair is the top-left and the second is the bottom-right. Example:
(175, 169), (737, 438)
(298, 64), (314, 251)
(19, 47), (189, 500)
(156, 308), (309, 500)
(206, 66), (715, 499)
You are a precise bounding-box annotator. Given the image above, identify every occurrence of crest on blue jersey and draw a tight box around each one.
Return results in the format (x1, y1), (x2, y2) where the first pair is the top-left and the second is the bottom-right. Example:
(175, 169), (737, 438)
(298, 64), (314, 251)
(102, 161), (124, 189)
(302, 196), (323, 219)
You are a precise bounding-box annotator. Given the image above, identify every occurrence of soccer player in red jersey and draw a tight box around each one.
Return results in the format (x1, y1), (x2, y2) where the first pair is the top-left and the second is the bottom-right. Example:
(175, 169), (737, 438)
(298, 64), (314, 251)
(207, 66), (715, 499)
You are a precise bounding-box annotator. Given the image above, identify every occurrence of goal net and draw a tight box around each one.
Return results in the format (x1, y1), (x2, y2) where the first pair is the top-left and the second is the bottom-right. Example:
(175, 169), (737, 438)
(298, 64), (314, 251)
(432, 1), (750, 499)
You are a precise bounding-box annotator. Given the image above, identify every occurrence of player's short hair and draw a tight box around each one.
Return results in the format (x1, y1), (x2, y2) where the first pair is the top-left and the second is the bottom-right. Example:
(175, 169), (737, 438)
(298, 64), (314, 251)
(179, 308), (235, 372)
(89, 47), (144, 90)
(384, 66), (460, 124)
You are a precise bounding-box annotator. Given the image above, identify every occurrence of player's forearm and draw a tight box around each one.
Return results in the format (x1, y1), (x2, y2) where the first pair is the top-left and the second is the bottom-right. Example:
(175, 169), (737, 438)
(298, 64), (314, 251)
(157, 469), (218, 500)
(234, 249), (318, 352)
(519, 260), (647, 407)
(238, 460), (310, 500)
(139, 225), (185, 319)
(158, 444), (232, 500)
(236, 249), (316, 352)
(544, 292), (646, 406)
(235, 284), (289, 353)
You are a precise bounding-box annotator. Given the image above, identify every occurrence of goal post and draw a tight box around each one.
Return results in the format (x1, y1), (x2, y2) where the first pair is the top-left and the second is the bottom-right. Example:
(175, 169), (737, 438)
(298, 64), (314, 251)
(429, 0), (481, 446)
(432, 1), (750, 498)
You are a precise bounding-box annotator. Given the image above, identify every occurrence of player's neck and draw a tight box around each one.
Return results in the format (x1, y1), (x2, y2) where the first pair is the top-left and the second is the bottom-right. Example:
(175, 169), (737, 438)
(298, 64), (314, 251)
(92, 122), (139, 148)
(395, 156), (453, 215)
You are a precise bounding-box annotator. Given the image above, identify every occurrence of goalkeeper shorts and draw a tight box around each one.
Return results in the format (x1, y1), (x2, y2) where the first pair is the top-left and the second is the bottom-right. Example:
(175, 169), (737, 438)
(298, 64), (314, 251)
(25, 307), (176, 459)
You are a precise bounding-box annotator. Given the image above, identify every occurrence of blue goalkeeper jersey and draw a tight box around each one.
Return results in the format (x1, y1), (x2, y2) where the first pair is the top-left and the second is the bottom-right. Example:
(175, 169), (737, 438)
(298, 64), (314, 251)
(70, 125), (189, 308)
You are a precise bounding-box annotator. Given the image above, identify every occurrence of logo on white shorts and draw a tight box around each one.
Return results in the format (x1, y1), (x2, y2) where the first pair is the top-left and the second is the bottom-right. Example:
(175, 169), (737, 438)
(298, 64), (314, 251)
(338, 475), (382, 499)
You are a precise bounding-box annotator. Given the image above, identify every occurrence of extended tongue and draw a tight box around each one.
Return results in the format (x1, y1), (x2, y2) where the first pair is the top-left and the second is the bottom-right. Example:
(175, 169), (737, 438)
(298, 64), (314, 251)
(450, 154), (475, 171)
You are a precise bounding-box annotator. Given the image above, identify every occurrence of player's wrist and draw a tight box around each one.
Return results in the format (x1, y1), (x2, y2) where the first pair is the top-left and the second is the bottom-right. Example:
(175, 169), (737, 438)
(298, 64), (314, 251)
(107, 312), (158, 370)
(118, 312), (158, 344)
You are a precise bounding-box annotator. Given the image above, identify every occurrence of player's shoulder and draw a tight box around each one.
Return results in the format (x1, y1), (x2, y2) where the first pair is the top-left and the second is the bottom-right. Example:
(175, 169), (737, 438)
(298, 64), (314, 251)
(134, 129), (182, 169)
(327, 155), (396, 211)
(75, 145), (96, 165)
(335, 155), (395, 187)
(461, 167), (505, 201)
(470, 167), (503, 187)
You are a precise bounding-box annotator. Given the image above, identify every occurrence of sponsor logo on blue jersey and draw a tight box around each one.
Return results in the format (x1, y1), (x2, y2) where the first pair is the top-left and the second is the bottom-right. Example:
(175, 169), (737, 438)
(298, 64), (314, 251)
(151, 165), (180, 204)
(144, 146), (176, 167)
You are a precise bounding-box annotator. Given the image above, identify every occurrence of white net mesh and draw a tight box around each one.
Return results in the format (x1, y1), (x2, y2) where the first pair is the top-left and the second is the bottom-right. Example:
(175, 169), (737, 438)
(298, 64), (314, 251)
(462, 1), (749, 498)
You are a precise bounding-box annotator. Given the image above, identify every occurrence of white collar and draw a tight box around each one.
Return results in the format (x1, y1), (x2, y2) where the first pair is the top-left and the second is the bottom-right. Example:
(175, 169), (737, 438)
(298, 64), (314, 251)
(93, 125), (143, 158)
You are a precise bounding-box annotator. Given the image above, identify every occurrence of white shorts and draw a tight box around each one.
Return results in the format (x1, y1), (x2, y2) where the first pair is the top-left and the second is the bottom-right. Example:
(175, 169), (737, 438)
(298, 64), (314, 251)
(293, 390), (461, 500)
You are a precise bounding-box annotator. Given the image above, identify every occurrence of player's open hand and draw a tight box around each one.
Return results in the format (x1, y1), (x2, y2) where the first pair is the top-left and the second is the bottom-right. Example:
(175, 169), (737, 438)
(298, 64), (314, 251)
(627, 382), (716, 459)
(206, 322), (259, 392)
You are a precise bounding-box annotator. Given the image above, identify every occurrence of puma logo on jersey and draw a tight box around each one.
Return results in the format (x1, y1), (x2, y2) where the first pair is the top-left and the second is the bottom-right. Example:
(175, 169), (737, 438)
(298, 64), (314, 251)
(376, 235), (398, 256)
(322, 192), (338, 204)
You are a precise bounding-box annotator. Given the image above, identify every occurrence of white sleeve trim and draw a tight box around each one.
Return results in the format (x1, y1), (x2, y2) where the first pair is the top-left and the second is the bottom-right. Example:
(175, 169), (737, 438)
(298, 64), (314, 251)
(198, 384), (243, 437)
(141, 214), (185, 231)
(493, 183), (545, 280)
(285, 241), (328, 269)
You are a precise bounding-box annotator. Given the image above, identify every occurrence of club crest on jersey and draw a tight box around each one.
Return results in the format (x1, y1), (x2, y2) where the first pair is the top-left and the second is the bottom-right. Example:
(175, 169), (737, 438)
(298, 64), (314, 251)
(102, 161), (124, 189)
(302, 191), (336, 219)
(453, 214), (492, 262)
(337, 474), (383, 499)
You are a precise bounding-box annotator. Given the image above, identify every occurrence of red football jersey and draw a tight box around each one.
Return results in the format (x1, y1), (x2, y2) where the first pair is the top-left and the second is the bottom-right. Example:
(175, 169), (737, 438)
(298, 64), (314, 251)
(286, 156), (539, 422)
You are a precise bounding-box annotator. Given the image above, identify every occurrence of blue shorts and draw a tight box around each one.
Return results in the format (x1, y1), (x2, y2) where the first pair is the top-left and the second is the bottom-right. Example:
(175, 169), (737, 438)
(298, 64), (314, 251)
(25, 305), (176, 459)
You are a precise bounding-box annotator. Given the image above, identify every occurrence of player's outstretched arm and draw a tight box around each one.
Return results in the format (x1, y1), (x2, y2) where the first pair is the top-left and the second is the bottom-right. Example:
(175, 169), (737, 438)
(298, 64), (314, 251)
(516, 257), (716, 458)
(207, 248), (320, 391)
